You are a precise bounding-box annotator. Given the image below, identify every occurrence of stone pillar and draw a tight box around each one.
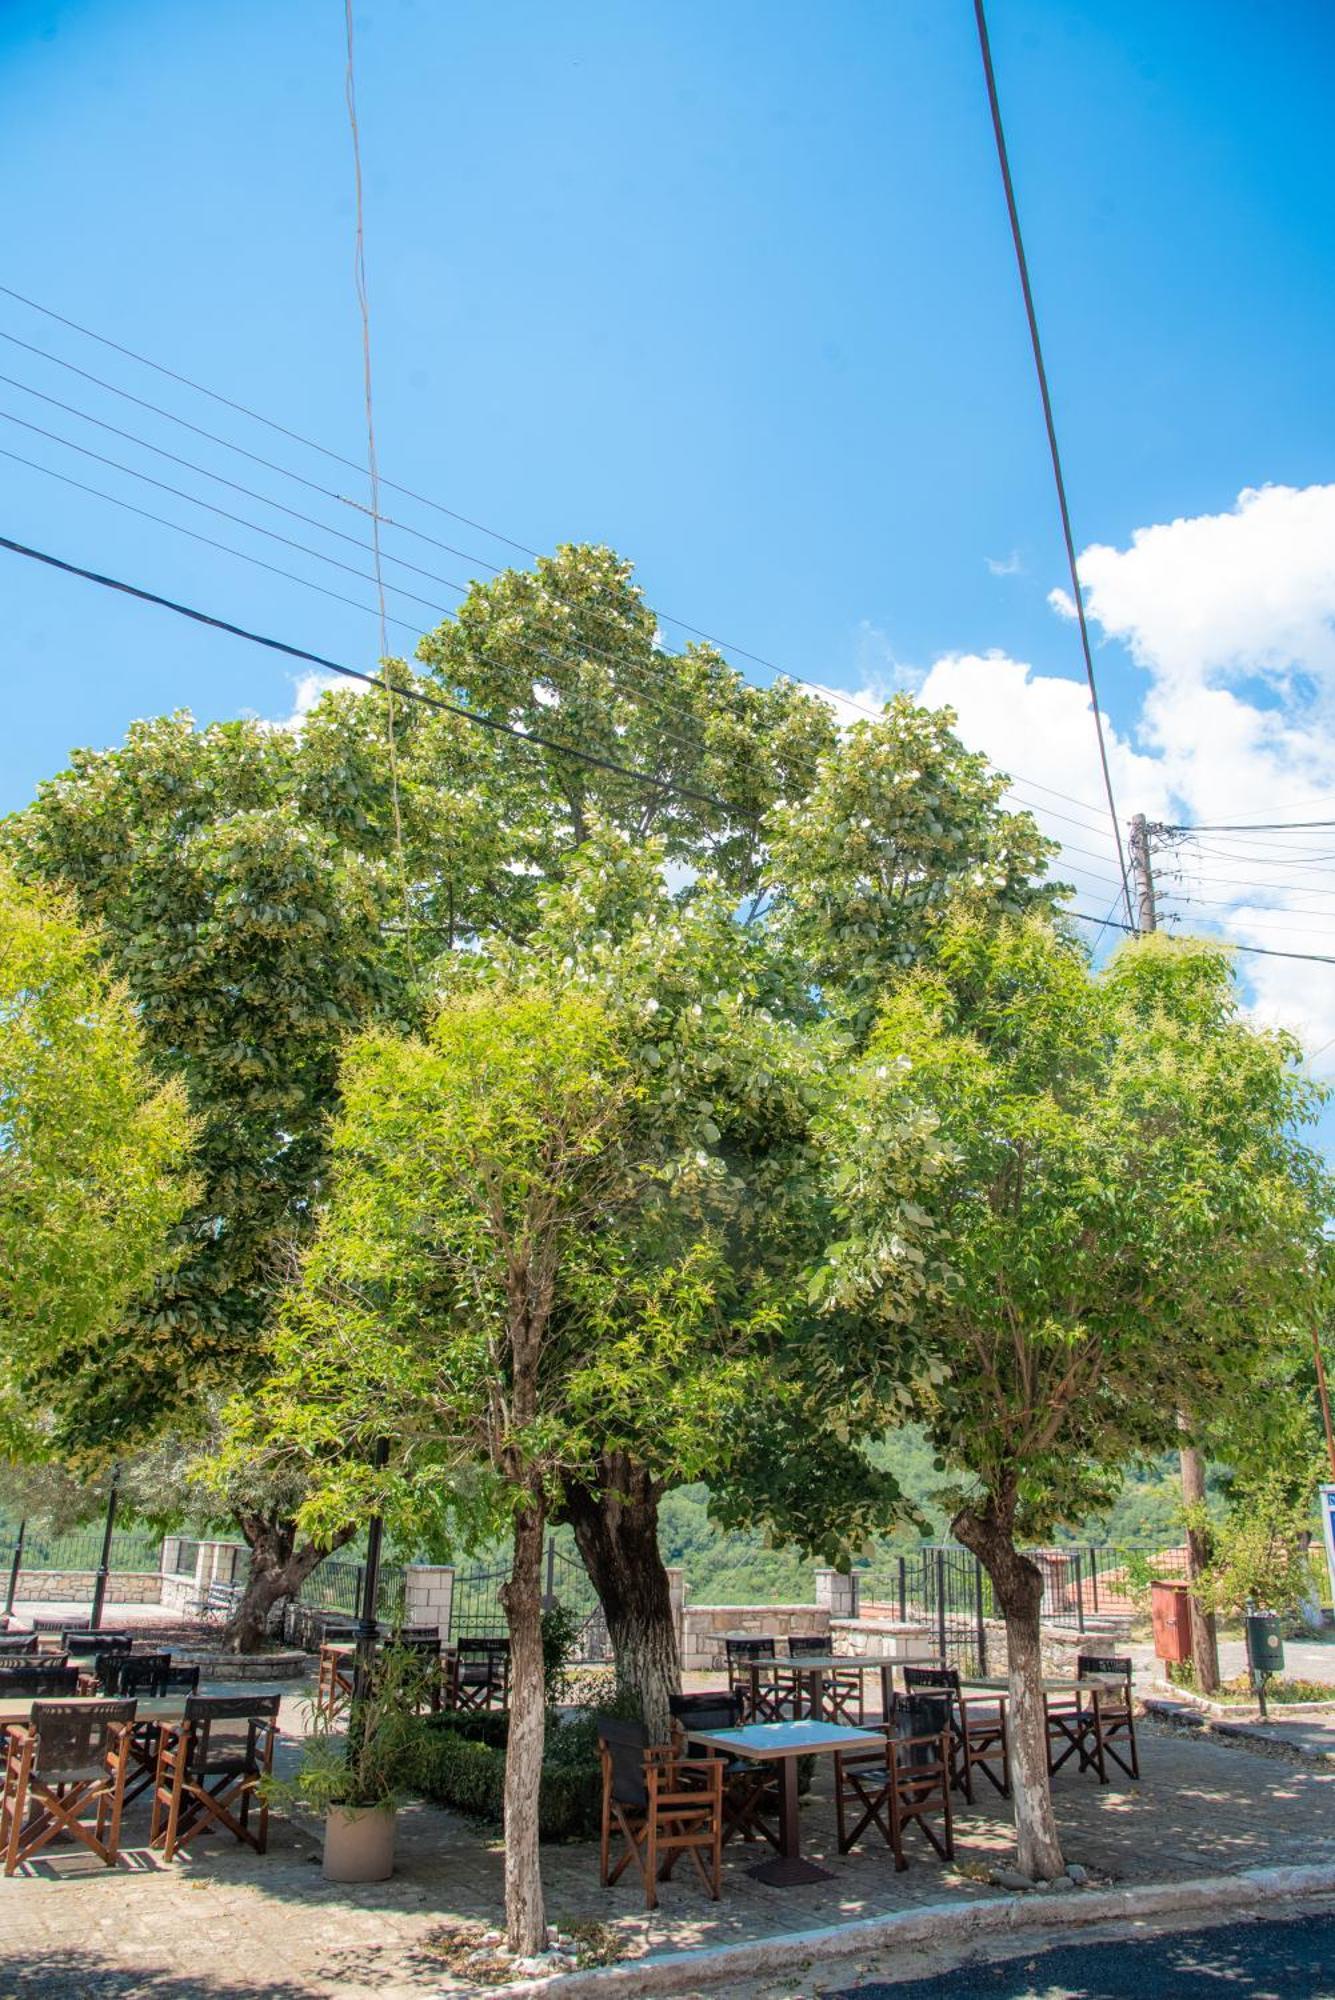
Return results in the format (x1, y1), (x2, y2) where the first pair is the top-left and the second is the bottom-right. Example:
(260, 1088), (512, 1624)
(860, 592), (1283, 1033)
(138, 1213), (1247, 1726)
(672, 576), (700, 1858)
(160, 1535), (181, 1579)
(403, 1564), (455, 1641)
(665, 1566), (687, 1652)
(814, 1568), (860, 1620)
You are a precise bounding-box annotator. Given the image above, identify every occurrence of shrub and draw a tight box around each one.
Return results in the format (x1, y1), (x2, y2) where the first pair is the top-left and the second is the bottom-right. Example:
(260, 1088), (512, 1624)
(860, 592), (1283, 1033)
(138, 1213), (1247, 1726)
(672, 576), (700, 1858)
(398, 1708), (601, 1842)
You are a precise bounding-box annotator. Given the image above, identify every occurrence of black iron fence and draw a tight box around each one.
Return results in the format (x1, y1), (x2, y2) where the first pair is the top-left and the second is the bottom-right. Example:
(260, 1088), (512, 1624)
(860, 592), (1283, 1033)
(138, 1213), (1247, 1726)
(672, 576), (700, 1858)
(0, 1518), (162, 1575)
(855, 1539), (1190, 1675)
(447, 1538), (611, 1661)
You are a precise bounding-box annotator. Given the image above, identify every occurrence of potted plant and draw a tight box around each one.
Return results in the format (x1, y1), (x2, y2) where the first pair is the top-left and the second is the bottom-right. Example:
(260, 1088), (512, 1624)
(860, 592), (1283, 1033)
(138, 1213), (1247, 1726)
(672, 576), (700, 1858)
(270, 1645), (421, 1882)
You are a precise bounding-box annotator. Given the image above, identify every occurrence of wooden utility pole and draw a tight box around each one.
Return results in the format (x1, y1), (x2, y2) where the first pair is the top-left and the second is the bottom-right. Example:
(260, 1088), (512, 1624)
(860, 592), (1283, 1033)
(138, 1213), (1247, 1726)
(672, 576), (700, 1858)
(1128, 814), (1221, 1692)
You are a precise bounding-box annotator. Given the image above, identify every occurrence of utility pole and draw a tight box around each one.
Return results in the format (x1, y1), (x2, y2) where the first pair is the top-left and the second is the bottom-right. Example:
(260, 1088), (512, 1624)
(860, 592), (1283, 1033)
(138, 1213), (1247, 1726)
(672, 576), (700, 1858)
(1128, 814), (1221, 1693)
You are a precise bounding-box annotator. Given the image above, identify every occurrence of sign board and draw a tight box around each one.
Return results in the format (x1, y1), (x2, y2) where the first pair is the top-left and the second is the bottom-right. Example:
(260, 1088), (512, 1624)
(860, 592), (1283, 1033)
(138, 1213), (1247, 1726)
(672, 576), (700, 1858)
(1319, 1485), (1335, 1612)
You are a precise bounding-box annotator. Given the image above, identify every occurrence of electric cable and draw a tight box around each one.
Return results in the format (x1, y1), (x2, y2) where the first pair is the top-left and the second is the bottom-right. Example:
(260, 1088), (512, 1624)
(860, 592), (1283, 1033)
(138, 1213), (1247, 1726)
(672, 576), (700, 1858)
(972, 0), (1134, 927)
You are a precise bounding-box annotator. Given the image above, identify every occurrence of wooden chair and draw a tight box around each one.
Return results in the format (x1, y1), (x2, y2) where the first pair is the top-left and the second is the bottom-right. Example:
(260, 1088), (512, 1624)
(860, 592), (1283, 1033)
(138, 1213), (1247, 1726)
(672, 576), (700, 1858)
(834, 1693), (955, 1872)
(668, 1691), (780, 1851)
(1055, 1656), (1143, 1784)
(0, 1637), (38, 1660)
(315, 1642), (356, 1719)
(150, 1694), (280, 1860)
(448, 1637), (510, 1712)
(379, 1634), (445, 1714)
(0, 1664), (81, 1699)
(95, 1651), (172, 1697)
(724, 1636), (784, 1721)
(1, 1698), (136, 1874)
(902, 1664), (1009, 1800)
(788, 1633), (864, 1724)
(61, 1632), (133, 1661)
(597, 1715), (723, 1910)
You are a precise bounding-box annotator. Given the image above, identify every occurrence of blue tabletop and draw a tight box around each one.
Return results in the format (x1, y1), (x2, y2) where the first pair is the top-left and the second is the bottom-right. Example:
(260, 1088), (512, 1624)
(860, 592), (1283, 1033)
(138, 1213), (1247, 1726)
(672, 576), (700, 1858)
(684, 1719), (885, 1758)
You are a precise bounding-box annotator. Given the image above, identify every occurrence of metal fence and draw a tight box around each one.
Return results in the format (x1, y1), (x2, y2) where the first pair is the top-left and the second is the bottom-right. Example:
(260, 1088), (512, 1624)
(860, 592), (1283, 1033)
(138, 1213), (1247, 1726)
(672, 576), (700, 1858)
(0, 1518), (162, 1574)
(447, 1539), (611, 1661)
(856, 1540), (1190, 1675)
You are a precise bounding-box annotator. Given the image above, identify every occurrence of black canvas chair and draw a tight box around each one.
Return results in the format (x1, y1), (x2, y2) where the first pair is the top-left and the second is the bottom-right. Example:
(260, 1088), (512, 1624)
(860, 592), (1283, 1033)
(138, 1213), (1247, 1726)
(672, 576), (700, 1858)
(597, 1714), (722, 1910)
(668, 1691), (780, 1850)
(902, 1663), (1009, 1799)
(448, 1637), (510, 1712)
(0, 1637), (38, 1660)
(788, 1633), (864, 1724)
(1, 1698), (136, 1873)
(1045, 1654), (1137, 1784)
(150, 1694), (280, 1859)
(723, 1636), (784, 1722)
(377, 1633), (445, 1714)
(0, 1664), (81, 1699)
(61, 1632), (133, 1661)
(834, 1692), (955, 1871)
(96, 1652), (172, 1698)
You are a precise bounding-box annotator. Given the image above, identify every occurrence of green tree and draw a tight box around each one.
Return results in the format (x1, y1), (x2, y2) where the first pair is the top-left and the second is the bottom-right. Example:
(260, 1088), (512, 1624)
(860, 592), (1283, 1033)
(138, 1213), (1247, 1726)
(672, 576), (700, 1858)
(767, 697), (1060, 1029)
(0, 862), (193, 1458)
(817, 919), (1329, 1878)
(254, 982), (745, 1952)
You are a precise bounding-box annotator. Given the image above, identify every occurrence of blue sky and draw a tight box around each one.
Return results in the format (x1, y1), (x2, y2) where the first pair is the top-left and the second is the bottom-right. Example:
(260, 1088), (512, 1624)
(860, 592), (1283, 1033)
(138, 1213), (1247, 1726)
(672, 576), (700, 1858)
(3, 0), (1335, 1078)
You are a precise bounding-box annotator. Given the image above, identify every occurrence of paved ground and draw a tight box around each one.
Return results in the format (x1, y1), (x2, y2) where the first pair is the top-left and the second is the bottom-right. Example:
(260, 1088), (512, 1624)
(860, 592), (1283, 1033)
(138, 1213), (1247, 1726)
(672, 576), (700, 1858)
(829, 1910), (1335, 1999)
(3, 1685), (1335, 1999)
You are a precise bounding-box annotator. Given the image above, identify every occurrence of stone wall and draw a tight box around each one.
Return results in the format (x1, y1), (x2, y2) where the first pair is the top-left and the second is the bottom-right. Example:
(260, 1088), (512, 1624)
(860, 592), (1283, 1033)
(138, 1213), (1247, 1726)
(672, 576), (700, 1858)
(680, 1602), (830, 1675)
(13, 1569), (161, 1605)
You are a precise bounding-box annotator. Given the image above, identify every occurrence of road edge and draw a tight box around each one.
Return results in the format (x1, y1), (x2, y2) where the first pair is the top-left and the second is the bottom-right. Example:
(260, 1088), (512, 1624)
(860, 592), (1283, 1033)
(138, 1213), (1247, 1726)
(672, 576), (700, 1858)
(503, 1862), (1335, 1999)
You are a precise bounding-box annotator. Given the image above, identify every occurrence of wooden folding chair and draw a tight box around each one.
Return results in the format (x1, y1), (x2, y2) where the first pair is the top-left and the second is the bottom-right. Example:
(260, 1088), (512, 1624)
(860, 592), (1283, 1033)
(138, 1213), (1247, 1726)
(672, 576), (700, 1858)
(597, 1715), (723, 1911)
(315, 1642), (356, 1719)
(835, 1693), (955, 1871)
(903, 1664), (1009, 1800)
(668, 1692), (781, 1851)
(1, 1698), (136, 1874)
(1073, 1653), (1139, 1782)
(724, 1637), (784, 1721)
(150, 1694), (280, 1860)
(448, 1637), (510, 1712)
(0, 1665), (82, 1700)
(789, 1634), (864, 1724)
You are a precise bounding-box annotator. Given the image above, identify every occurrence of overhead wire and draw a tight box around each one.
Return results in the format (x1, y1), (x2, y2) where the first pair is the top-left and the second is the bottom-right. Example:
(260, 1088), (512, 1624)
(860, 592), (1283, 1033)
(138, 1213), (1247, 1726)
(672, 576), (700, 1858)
(0, 296), (1129, 831)
(972, 0), (1134, 928)
(0, 533), (734, 813)
(1066, 907), (1335, 968)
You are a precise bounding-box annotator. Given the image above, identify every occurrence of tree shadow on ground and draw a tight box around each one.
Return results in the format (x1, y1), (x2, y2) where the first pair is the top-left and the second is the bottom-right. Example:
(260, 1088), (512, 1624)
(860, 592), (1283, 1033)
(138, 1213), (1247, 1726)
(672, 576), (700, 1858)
(0, 1953), (314, 2000)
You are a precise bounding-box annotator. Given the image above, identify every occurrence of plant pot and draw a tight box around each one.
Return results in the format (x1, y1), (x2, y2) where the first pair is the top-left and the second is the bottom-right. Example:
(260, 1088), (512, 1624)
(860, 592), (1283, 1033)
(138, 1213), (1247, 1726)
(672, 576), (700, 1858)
(322, 1804), (396, 1883)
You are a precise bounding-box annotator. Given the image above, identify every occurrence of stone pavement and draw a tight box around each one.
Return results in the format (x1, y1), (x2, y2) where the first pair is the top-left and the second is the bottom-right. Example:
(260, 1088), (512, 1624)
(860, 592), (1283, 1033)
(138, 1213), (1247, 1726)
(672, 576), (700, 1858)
(3, 1695), (1335, 1999)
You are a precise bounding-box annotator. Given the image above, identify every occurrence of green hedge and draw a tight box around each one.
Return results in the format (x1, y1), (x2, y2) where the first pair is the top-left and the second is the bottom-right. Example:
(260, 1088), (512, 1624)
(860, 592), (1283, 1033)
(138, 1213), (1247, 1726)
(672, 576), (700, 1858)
(399, 1710), (601, 1843)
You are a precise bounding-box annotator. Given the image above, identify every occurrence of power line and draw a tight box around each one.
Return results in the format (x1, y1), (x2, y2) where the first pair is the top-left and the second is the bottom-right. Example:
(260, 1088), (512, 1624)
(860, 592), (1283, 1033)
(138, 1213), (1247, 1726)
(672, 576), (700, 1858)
(972, 0), (1134, 929)
(1067, 906), (1335, 968)
(1159, 817), (1335, 835)
(0, 532), (735, 813)
(0, 292), (1128, 830)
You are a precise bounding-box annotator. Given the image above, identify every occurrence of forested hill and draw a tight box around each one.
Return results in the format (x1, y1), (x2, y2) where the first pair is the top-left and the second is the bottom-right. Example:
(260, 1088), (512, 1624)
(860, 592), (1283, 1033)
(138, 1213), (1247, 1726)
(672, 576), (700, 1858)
(658, 1430), (1204, 1606)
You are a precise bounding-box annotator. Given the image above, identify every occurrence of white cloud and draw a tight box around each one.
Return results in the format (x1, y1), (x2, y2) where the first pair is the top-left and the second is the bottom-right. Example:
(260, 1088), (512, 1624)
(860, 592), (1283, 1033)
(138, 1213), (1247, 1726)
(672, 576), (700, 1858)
(833, 482), (1335, 1074)
(985, 551), (1024, 577)
(268, 670), (365, 734)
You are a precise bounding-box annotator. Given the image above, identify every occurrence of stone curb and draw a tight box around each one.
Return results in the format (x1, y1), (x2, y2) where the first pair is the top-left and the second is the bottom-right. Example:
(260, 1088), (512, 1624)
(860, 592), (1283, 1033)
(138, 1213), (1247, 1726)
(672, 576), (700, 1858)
(1145, 1696), (1335, 1762)
(499, 1862), (1335, 2000)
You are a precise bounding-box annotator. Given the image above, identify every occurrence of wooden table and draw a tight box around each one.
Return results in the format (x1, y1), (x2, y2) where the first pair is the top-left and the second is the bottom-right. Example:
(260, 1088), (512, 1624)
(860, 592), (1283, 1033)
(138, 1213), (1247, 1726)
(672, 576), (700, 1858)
(686, 1718), (885, 1887)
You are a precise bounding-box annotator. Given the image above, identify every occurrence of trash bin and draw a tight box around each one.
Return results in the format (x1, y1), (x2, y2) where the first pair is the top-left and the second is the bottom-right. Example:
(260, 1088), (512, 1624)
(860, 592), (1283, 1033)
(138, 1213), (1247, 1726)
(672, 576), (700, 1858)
(1245, 1612), (1284, 1678)
(1150, 1578), (1192, 1663)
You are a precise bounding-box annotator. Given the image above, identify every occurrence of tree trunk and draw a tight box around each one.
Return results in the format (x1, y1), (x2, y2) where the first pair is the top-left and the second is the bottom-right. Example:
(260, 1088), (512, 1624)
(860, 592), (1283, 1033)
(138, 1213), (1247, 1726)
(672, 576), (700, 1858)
(1179, 1441), (1220, 1693)
(564, 1455), (680, 1740)
(220, 1514), (351, 1655)
(955, 1504), (1065, 1882)
(500, 1494), (548, 1958)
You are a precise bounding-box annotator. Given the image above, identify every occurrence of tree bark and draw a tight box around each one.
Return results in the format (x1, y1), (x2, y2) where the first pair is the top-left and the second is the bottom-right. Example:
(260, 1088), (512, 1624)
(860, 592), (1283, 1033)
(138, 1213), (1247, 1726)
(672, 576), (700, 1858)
(501, 1494), (548, 1957)
(955, 1504), (1065, 1882)
(564, 1455), (681, 1740)
(1178, 1441), (1220, 1693)
(220, 1514), (352, 1655)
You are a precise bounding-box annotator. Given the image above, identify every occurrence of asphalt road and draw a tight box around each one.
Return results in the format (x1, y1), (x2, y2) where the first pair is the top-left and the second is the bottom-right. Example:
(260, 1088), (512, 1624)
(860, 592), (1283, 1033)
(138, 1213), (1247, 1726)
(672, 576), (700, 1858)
(832, 1912), (1335, 1999)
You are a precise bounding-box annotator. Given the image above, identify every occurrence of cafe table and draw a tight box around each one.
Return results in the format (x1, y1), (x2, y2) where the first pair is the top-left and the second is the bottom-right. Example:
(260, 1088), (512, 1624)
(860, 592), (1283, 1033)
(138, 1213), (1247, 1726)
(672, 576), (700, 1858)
(683, 1717), (885, 1886)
